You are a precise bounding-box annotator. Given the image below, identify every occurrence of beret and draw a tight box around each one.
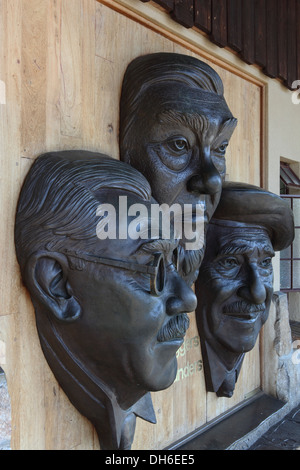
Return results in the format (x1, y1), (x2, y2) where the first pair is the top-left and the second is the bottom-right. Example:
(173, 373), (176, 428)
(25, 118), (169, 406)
(211, 181), (295, 251)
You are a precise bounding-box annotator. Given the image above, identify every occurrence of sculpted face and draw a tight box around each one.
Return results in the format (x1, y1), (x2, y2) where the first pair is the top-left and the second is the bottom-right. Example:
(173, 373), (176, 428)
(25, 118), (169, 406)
(124, 85), (236, 221)
(32, 187), (197, 410)
(57, 232), (197, 404)
(197, 223), (274, 353)
(120, 54), (237, 234)
(15, 151), (199, 449)
(194, 182), (294, 397)
(120, 55), (237, 284)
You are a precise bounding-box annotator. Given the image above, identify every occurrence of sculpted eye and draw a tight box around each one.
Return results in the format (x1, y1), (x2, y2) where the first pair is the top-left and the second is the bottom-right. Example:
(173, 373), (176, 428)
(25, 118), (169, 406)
(151, 136), (192, 171)
(260, 257), (272, 268)
(167, 137), (189, 154)
(215, 141), (228, 155)
(215, 256), (241, 278)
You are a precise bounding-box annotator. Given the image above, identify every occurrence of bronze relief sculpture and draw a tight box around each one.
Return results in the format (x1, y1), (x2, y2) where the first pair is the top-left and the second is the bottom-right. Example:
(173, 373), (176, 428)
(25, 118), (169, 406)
(195, 182), (294, 397)
(14, 50), (295, 451)
(120, 52), (237, 285)
(15, 151), (197, 449)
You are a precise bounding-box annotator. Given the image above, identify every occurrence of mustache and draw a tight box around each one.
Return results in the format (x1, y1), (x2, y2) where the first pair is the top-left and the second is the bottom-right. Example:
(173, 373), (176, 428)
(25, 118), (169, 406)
(223, 301), (266, 314)
(157, 314), (190, 343)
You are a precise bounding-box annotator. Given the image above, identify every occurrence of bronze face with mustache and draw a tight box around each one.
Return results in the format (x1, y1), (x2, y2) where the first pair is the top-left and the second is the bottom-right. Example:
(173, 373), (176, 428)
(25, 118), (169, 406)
(223, 300), (266, 318)
(14, 151), (197, 450)
(195, 182), (294, 397)
(197, 223), (274, 355)
(157, 313), (190, 343)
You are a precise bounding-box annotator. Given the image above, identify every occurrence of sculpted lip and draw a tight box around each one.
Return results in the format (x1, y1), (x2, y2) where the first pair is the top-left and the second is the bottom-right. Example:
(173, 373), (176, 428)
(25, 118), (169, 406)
(157, 313), (190, 343)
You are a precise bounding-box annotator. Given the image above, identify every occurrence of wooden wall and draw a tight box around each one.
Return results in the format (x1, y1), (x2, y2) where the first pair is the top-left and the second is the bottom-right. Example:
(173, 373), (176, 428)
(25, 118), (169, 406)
(0, 0), (263, 449)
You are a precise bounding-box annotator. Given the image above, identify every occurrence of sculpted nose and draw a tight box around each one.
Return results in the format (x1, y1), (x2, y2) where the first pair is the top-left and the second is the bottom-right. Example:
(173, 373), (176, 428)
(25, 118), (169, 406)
(166, 274), (197, 316)
(187, 171), (222, 196)
(238, 265), (267, 304)
(187, 148), (222, 196)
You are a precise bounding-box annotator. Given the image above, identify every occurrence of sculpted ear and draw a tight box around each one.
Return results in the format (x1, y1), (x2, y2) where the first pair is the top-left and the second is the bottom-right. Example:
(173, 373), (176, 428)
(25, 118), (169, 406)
(24, 252), (81, 322)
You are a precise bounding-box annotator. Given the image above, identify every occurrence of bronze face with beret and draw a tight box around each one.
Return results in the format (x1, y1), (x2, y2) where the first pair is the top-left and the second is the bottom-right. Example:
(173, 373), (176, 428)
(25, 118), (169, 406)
(195, 182), (294, 397)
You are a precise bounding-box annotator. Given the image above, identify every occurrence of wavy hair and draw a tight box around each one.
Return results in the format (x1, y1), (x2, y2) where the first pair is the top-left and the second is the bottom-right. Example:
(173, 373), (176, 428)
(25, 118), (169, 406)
(15, 151), (152, 275)
(119, 52), (225, 163)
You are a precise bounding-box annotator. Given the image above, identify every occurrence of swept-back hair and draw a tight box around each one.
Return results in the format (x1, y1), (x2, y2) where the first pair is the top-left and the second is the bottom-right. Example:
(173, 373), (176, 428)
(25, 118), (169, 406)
(15, 151), (152, 275)
(119, 52), (225, 162)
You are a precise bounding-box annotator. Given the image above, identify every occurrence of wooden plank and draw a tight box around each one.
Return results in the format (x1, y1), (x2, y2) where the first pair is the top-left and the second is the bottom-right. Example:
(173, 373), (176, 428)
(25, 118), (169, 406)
(194, 0), (212, 34)
(21, 0), (48, 157)
(227, 0), (242, 52)
(81, 0), (97, 150)
(287, 0), (297, 89)
(60, 0), (83, 138)
(254, 0), (267, 68)
(277, 0), (288, 82)
(0, 0), (22, 317)
(140, 0), (174, 13)
(296, 0), (300, 87)
(264, 0), (278, 78)
(211, 0), (227, 48)
(241, 0), (255, 64)
(153, 0), (174, 12)
(171, 0), (194, 28)
(0, 7), (23, 454)
(45, 0), (62, 151)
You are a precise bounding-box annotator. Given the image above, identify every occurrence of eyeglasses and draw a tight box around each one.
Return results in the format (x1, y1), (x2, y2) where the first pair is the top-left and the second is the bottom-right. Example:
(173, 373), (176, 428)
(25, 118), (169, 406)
(62, 247), (179, 296)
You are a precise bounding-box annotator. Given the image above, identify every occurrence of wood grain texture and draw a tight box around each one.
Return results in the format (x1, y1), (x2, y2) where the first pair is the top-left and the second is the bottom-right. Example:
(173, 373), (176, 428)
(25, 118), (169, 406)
(171, 0), (194, 28)
(264, 0), (278, 79)
(287, 0), (297, 89)
(211, 0), (227, 48)
(254, 0), (267, 68)
(227, 0), (242, 52)
(194, 0), (211, 34)
(0, 0), (262, 450)
(241, 0), (255, 65)
(278, 0), (288, 82)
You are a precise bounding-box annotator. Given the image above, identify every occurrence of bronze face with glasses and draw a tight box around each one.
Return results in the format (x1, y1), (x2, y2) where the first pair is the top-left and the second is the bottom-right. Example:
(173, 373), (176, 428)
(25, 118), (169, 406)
(15, 151), (197, 450)
(59, 245), (179, 297)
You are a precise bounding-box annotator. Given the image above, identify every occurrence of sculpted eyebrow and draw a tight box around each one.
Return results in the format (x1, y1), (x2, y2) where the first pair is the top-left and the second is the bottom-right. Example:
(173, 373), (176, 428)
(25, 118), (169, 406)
(218, 243), (254, 256)
(258, 245), (275, 257)
(218, 242), (275, 258)
(158, 109), (209, 135)
(159, 110), (237, 143)
(213, 118), (237, 147)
